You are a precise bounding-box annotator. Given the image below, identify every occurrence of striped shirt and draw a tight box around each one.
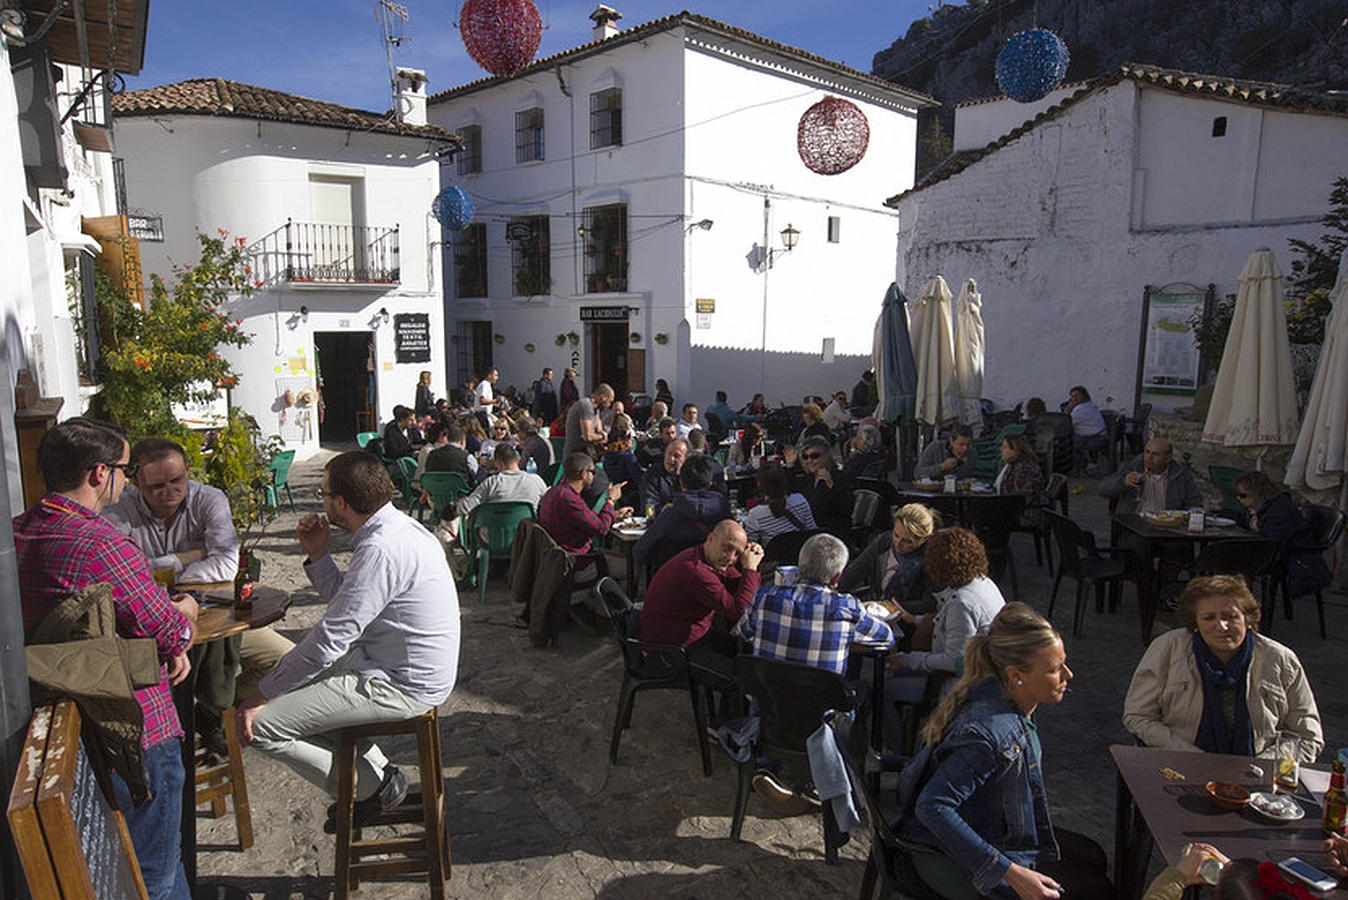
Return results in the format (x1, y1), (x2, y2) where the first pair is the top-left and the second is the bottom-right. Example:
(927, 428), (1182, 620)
(14, 493), (194, 747)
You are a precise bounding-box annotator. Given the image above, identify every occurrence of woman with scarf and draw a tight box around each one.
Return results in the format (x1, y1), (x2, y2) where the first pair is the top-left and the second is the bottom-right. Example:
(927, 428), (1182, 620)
(839, 503), (936, 613)
(1122, 575), (1321, 761)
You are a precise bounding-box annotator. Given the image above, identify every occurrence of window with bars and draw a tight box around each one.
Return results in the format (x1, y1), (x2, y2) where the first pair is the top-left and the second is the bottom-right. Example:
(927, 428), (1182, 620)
(514, 108), (544, 163)
(509, 215), (550, 296)
(455, 320), (493, 390)
(582, 203), (626, 293)
(589, 88), (622, 149)
(456, 124), (482, 175)
(453, 223), (488, 298)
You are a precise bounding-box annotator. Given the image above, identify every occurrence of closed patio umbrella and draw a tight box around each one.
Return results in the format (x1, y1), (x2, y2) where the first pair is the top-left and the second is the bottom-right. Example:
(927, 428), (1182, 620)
(1286, 251), (1348, 491)
(911, 275), (958, 427)
(872, 283), (918, 424)
(1201, 249), (1300, 446)
(954, 278), (984, 427)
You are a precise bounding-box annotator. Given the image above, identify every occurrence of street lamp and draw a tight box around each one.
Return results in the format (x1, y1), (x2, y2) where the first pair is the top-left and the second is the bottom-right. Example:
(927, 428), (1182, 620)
(768, 223), (800, 268)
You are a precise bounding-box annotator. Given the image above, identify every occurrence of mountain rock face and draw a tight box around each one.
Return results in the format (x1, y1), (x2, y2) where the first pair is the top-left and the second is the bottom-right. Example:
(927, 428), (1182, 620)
(874, 0), (1348, 105)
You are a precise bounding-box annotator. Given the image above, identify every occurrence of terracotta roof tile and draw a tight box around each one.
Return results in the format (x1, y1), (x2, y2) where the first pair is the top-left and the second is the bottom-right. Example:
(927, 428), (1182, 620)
(885, 63), (1348, 206)
(428, 11), (935, 109)
(112, 78), (454, 141)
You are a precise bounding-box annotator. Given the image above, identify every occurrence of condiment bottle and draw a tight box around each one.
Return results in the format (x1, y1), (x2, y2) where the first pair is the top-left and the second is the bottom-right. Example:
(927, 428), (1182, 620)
(1323, 758), (1347, 837)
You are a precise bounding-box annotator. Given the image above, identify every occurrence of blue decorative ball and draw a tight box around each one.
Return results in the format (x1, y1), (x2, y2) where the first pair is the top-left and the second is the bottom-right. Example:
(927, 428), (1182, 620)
(995, 29), (1070, 103)
(432, 186), (474, 231)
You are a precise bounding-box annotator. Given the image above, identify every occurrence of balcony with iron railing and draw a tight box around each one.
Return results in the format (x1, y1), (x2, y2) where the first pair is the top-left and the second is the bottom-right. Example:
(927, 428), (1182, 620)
(249, 219), (400, 287)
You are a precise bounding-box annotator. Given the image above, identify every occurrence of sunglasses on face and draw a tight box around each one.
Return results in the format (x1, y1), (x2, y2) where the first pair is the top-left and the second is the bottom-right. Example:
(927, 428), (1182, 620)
(108, 462), (140, 478)
(802, 453), (822, 461)
(1236, 492), (1249, 499)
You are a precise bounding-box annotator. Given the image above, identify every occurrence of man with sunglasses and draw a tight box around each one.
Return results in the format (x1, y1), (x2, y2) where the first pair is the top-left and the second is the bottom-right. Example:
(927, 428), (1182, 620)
(14, 417), (197, 899)
(106, 437), (294, 755)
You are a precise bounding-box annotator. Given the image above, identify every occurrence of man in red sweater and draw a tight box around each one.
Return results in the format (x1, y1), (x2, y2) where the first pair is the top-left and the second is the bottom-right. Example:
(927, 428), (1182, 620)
(638, 520), (764, 682)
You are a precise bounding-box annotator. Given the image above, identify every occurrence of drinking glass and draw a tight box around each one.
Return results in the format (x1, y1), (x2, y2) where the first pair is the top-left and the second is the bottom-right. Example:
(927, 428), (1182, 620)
(1272, 730), (1302, 794)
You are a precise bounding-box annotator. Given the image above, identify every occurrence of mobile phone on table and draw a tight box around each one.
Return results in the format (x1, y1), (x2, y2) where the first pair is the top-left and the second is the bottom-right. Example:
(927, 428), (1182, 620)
(1278, 858), (1337, 893)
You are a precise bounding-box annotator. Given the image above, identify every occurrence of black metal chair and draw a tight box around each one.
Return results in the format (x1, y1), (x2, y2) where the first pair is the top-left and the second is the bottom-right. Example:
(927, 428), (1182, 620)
(763, 529), (826, 569)
(1012, 472), (1068, 574)
(848, 489), (885, 550)
(1029, 413), (1074, 476)
(891, 669), (956, 758)
(1045, 512), (1134, 638)
(729, 656), (856, 863)
(1186, 539), (1281, 626)
(1270, 505), (1346, 639)
(966, 494), (1024, 602)
(593, 578), (716, 776)
(1125, 403), (1152, 456)
(824, 712), (945, 900)
(705, 411), (728, 445)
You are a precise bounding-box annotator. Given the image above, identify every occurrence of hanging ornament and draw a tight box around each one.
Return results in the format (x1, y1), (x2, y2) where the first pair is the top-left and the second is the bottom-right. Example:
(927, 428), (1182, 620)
(995, 28), (1070, 103)
(459, 0), (543, 77)
(796, 96), (870, 176)
(432, 186), (474, 231)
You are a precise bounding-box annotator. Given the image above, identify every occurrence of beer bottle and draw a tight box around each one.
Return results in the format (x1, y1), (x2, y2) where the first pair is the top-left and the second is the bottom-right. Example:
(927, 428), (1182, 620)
(1323, 758), (1347, 837)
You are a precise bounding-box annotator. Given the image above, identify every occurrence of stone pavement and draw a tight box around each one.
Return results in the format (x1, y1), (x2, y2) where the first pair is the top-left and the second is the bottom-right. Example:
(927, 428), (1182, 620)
(195, 451), (1348, 899)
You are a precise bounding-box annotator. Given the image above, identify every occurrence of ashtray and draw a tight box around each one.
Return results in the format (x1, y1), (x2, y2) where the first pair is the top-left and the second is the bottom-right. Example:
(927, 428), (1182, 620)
(1205, 780), (1251, 811)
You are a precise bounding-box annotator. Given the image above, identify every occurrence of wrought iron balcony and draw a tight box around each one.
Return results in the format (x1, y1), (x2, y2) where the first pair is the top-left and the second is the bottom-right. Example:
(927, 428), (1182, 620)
(250, 219), (400, 286)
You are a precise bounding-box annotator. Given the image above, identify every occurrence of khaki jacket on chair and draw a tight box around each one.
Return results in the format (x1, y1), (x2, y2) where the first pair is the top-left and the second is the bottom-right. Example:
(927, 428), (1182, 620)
(25, 583), (164, 804)
(507, 519), (576, 648)
(1121, 627), (1323, 762)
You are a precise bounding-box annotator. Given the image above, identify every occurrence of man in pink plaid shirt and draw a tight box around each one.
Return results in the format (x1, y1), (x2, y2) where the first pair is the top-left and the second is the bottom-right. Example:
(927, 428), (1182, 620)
(14, 417), (197, 900)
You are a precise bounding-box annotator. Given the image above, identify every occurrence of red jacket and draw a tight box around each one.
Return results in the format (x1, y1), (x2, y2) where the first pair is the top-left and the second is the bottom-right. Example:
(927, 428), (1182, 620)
(638, 545), (759, 646)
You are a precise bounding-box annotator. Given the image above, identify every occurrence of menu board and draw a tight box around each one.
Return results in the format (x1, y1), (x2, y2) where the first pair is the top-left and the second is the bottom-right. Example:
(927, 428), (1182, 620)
(1141, 291), (1203, 395)
(394, 313), (431, 363)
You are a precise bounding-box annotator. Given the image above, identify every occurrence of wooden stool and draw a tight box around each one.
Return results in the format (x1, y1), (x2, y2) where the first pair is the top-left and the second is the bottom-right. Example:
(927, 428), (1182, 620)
(194, 705), (254, 850)
(333, 708), (449, 898)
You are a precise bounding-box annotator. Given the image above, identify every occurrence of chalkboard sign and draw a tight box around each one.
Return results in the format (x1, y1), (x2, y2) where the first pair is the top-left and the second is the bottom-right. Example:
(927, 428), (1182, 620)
(394, 313), (432, 363)
(7, 701), (147, 899)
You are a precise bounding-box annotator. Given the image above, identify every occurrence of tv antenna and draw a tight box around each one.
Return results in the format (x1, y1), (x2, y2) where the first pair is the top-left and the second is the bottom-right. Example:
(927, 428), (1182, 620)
(375, 0), (410, 110)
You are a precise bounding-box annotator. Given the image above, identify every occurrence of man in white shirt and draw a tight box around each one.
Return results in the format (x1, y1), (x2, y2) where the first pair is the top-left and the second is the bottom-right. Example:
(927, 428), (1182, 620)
(238, 451), (460, 827)
(675, 403), (703, 439)
(456, 444), (548, 519)
(821, 391), (851, 432)
(475, 368), (501, 423)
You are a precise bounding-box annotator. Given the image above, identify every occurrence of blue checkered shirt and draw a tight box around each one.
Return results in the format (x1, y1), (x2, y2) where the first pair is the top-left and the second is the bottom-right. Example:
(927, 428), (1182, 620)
(735, 581), (894, 675)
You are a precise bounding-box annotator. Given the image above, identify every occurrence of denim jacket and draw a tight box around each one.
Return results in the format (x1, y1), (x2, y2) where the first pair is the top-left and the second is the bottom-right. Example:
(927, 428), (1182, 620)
(896, 676), (1059, 896)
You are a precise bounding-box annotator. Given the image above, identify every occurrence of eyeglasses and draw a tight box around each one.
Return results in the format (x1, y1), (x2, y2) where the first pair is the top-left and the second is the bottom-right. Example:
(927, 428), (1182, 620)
(802, 453), (823, 461)
(108, 462), (140, 478)
(1236, 492), (1249, 499)
(314, 487), (335, 499)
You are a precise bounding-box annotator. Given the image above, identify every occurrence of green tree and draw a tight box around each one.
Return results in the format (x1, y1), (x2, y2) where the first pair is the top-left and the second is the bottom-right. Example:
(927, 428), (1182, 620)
(1284, 175), (1348, 345)
(94, 230), (254, 434)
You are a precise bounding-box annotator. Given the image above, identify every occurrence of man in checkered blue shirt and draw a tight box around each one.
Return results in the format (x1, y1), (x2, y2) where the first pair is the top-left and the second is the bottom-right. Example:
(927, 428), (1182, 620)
(735, 533), (894, 675)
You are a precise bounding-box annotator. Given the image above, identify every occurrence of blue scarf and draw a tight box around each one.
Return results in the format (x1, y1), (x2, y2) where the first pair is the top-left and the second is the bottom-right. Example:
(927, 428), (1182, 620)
(1191, 630), (1255, 757)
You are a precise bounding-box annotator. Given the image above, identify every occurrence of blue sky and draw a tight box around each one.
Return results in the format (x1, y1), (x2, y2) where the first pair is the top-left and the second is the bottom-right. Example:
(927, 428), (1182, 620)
(127, 1), (942, 111)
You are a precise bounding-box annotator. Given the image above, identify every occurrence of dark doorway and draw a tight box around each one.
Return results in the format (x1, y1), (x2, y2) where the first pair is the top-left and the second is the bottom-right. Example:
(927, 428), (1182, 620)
(454, 320), (493, 394)
(588, 322), (628, 395)
(315, 331), (375, 442)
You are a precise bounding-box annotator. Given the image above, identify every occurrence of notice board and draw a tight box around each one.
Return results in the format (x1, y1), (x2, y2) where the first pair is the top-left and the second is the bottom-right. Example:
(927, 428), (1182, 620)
(393, 313), (431, 364)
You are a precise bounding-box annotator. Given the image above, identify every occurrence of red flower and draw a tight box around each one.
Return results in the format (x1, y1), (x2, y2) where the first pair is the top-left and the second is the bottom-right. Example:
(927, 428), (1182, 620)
(200, 322), (210, 330)
(236, 237), (246, 246)
(254, 280), (264, 288)
(134, 357), (150, 368)
(217, 228), (228, 236)
(235, 318), (243, 325)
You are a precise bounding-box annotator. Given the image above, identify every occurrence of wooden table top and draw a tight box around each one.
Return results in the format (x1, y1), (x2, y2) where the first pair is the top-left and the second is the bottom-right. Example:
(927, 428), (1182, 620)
(176, 583), (291, 645)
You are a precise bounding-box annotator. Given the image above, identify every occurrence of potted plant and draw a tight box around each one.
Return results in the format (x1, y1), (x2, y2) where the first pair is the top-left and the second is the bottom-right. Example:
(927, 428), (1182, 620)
(204, 410), (283, 602)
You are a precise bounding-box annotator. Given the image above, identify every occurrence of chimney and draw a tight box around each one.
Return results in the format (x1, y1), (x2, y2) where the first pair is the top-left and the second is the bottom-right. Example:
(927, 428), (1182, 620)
(589, 4), (622, 41)
(394, 67), (428, 126)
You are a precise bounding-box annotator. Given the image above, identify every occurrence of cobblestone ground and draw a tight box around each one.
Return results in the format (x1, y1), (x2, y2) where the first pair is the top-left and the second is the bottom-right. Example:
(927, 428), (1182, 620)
(196, 450), (1348, 899)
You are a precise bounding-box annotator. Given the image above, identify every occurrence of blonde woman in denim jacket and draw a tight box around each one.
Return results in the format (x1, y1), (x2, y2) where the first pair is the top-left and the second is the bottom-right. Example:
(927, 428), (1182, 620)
(895, 604), (1115, 899)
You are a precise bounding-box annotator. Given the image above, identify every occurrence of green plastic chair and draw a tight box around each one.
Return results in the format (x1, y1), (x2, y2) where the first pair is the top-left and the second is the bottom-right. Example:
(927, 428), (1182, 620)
(417, 471), (473, 523)
(549, 436), (567, 464)
(356, 431), (379, 449)
(714, 447), (730, 467)
(390, 457), (419, 510)
(265, 450), (296, 511)
(973, 423), (1027, 483)
(1209, 464), (1244, 512)
(464, 501), (536, 604)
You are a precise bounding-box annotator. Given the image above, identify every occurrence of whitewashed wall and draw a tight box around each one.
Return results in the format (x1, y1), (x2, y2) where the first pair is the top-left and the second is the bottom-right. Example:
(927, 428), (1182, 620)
(115, 116), (446, 459)
(429, 23), (919, 412)
(952, 85), (1078, 152)
(895, 82), (1346, 416)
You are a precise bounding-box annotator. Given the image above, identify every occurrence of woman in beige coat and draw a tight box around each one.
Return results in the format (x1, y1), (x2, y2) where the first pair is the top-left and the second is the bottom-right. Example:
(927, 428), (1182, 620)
(1122, 575), (1322, 762)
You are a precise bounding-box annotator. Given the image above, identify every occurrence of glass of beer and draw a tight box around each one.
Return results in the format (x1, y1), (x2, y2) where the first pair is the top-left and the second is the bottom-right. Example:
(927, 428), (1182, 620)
(1273, 731), (1302, 794)
(151, 567), (175, 591)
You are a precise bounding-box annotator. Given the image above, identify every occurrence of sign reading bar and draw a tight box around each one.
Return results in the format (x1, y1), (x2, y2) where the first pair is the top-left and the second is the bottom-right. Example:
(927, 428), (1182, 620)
(579, 306), (628, 322)
(127, 215), (164, 242)
(393, 313), (431, 364)
(695, 297), (715, 314)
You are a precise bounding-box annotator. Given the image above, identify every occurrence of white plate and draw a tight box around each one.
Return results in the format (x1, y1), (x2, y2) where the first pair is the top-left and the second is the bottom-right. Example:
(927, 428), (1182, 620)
(1248, 791), (1305, 821)
(863, 601), (897, 621)
(1207, 516), (1236, 527)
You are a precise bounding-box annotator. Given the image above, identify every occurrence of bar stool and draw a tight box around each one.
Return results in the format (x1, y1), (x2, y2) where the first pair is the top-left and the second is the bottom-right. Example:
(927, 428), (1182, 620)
(195, 704), (253, 850)
(332, 708), (449, 898)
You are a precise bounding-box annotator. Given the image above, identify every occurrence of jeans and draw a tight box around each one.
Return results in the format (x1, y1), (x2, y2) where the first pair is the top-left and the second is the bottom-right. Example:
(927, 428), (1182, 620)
(250, 669), (430, 799)
(110, 739), (189, 900)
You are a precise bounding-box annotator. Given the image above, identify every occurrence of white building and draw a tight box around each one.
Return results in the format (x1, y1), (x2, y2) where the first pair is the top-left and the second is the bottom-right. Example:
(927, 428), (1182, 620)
(1, 1), (146, 507)
(427, 9), (933, 410)
(112, 71), (456, 459)
(889, 64), (1348, 416)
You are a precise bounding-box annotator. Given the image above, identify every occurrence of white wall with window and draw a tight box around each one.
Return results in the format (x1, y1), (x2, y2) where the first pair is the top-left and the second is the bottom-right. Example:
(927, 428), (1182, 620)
(113, 114), (449, 458)
(428, 12), (928, 410)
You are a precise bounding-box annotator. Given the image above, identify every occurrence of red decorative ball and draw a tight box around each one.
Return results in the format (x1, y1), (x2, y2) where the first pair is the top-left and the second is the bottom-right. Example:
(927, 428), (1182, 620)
(459, 0), (543, 77)
(797, 96), (870, 175)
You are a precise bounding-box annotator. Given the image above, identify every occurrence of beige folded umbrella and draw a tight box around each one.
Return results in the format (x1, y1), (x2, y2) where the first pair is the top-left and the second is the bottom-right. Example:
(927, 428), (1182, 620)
(911, 275), (958, 427)
(1201, 249), (1300, 446)
(954, 278), (984, 427)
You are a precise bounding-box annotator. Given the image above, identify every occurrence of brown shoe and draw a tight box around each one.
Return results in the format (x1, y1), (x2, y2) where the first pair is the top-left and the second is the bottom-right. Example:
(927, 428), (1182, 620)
(752, 771), (812, 816)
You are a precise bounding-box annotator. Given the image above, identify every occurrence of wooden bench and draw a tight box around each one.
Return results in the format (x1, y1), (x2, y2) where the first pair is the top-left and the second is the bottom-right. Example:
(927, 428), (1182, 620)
(6, 700), (148, 899)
